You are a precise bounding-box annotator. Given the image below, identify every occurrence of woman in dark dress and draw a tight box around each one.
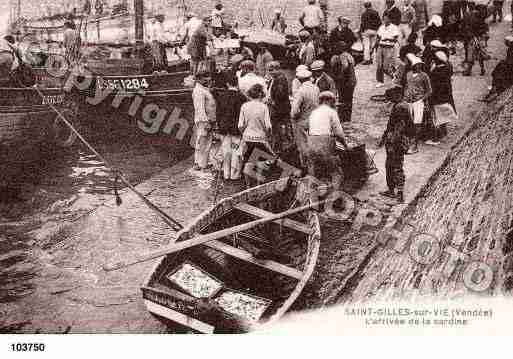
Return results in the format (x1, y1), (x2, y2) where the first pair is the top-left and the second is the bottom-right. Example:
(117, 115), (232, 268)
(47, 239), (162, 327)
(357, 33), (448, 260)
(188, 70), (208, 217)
(428, 51), (455, 144)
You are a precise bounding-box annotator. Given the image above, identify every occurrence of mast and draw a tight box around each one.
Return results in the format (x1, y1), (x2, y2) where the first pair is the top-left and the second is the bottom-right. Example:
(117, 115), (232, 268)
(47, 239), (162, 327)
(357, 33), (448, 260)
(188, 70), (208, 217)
(134, 0), (144, 46)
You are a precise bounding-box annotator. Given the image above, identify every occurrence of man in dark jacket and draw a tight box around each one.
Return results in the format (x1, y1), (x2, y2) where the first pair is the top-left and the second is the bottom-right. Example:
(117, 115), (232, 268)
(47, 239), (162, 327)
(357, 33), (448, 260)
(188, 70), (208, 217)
(213, 76), (247, 180)
(360, 1), (382, 65)
(266, 61), (291, 155)
(383, 0), (402, 26)
(378, 85), (411, 203)
(329, 16), (357, 57)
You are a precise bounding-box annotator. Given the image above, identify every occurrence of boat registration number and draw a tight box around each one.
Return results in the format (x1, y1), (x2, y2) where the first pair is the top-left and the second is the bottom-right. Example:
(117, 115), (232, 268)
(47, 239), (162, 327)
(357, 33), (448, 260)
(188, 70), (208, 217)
(42, 95), (65, 105)
(97, 77), (150, 91)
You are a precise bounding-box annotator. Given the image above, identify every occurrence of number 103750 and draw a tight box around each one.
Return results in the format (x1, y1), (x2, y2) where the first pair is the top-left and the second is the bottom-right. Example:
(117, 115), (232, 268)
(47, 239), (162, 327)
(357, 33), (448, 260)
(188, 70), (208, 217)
(10, 343), (45, 352)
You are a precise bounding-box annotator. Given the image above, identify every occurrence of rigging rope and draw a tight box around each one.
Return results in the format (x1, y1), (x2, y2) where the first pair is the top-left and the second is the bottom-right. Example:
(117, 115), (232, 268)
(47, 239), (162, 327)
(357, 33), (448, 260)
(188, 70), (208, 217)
(30, 83), (184, 231)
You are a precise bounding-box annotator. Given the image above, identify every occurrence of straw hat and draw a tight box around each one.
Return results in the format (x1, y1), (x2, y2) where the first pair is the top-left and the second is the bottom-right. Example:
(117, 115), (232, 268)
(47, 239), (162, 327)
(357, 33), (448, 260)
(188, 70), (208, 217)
(435, 51), (448, 63)
(406, 53), (423, 66)
(230, 54), (244, 65)
(430, 40), (446, 48)
(338, 16), (351, 24)
(274, 9), (281, 14)
(299, 30), (310, 39)
(319, 91), (336, 101)
(428, 15), (443, 28)
(310, 60), (325, 71)
(267, 61), (281, 72)
(296, 66), (312, 79)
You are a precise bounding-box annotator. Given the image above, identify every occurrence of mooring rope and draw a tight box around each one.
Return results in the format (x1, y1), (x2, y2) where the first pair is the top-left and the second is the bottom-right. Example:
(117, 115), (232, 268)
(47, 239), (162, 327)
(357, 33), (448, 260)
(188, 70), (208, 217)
(31, 83), (184, 231)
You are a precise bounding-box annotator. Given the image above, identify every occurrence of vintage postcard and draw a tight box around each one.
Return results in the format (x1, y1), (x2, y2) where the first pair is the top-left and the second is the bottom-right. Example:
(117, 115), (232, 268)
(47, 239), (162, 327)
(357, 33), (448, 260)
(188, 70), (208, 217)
(1, 0), (512, 354)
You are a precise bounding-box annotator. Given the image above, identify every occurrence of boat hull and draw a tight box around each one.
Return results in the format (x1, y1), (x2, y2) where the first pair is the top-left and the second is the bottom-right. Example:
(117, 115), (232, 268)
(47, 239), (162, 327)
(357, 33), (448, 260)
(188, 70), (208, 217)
(142, 178), (321, 333)
(0, 87), (71, 187)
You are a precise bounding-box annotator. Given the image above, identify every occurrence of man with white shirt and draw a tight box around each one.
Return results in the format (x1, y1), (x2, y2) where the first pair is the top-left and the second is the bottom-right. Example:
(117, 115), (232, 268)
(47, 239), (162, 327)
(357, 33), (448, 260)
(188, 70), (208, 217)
(306, 91), (348, 188)
(299, 0), (324, 35)
(291, 67), (319, 167)
(375, 14), (400, 87)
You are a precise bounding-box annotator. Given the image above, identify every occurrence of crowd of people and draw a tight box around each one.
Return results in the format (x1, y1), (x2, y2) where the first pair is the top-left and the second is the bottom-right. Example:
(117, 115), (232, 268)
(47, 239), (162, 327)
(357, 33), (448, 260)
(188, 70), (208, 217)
(185, 0), (513, 203)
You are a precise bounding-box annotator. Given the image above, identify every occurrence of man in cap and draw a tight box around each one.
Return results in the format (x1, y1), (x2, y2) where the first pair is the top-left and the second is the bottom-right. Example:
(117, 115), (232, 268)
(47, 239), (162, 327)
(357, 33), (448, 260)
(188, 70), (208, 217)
(306, 91), (348, 189)
(291, 66), (320, 167)
(330, 41), (357, 122)
(360, 1), (382, 65)
(383, 0), (402, 26)
(266, 61), (291, 154)
(299, 0), (324, 35)
(329, 16), (357, 55)
(192, 71), (216, 171)
(298, 30), (316, 67)
(238, 60), (267, 98)
(182, 12), (202, 43)
(271, 9), (287, 33)
(377, 85), (411, 203)
(311, 60), (336, 95)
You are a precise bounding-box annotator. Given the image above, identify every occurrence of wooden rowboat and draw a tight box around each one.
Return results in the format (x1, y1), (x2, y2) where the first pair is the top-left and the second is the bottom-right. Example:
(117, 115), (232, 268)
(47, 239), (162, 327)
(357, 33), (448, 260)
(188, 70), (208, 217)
(141, 177), (321, 333)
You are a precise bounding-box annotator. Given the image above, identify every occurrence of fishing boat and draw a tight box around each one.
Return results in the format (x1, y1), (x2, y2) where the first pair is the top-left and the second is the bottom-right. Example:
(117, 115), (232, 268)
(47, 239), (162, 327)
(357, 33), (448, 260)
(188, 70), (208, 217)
(141, 177), (321, 333)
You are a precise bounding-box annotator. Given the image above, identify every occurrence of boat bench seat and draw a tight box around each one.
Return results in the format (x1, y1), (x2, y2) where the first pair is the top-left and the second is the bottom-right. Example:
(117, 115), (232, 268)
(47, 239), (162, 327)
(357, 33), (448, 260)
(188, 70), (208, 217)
(234, 203), (311, 235)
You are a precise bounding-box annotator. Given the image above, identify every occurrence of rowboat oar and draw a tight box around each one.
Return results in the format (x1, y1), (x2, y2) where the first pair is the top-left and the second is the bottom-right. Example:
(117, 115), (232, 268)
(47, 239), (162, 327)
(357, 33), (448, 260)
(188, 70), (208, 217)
(103, 198), (328, 272)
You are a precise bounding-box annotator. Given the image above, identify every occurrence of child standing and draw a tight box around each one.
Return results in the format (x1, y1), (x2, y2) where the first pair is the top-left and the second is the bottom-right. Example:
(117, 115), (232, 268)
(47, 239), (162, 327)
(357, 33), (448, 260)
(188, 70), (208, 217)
(378, 85), (411, 203)
(238, 84), (273, 166)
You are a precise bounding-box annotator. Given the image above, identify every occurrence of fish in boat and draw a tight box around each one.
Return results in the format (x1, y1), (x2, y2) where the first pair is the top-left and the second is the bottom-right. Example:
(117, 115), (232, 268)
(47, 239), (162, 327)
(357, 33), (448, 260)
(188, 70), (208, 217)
(141, 176), (321, 333)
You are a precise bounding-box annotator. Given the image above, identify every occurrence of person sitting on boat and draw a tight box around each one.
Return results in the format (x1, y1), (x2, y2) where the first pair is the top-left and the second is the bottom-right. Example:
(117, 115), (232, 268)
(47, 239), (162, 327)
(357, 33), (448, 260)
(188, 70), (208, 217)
(306, 91), (348, 189)
(192, 71), (217, 171)
(149, 15), (168, 73)
(310, 60), (336, 95)
(211, 3), (225, 38)
(238, 83), (273, 168)
(271, 9), (287, 34)
(185, 16), (210, 76)
(238, 60), (267, 99)
(63, 20), (81, 64)
(94, 0), (104, 16)
(0, 35), (19, 82)
(266, 61), (291, 155)
(255, 43), (274, 77)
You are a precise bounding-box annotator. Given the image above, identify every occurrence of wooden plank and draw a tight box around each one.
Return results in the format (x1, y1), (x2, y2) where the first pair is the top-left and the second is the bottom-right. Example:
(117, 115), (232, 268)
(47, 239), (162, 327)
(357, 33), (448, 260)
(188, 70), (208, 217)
(144, 300), (214, 334)
(205, 240), (303, 280)
(234, 203), (311, 235)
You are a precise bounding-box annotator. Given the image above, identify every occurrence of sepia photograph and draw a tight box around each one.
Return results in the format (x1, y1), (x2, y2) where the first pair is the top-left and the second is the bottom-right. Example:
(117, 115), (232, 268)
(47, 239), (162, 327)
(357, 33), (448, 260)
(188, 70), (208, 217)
(0, 0), (512, 348)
